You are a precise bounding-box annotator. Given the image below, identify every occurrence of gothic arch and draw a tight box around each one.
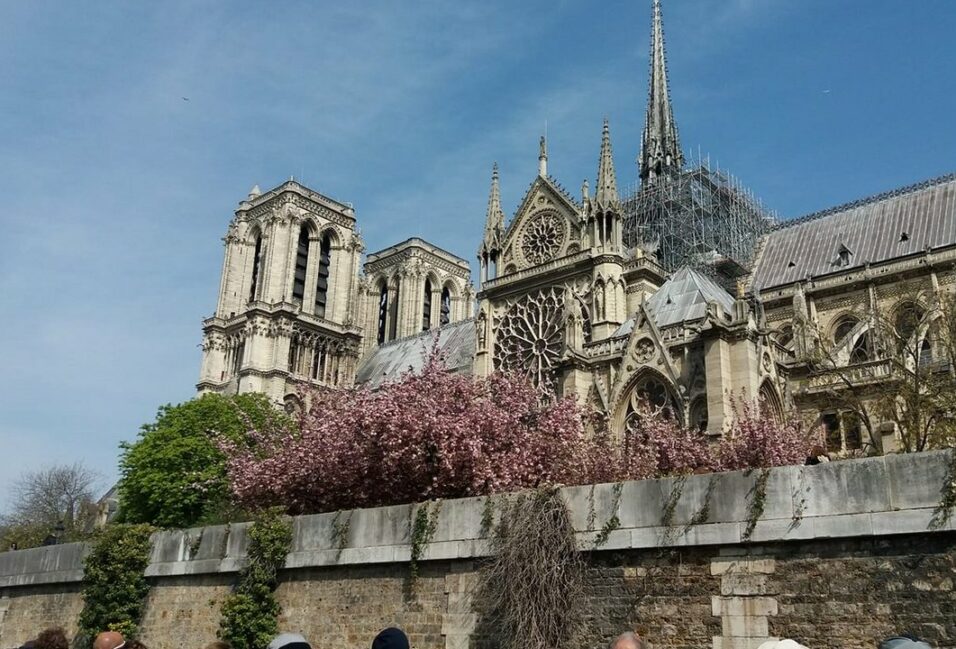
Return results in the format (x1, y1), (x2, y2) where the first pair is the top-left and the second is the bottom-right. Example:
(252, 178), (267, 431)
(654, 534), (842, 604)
(246, 225), (265, 302)
(613, 368), (683, 433)
(758, 380), (784, 422)
(317, 224), (342, 246)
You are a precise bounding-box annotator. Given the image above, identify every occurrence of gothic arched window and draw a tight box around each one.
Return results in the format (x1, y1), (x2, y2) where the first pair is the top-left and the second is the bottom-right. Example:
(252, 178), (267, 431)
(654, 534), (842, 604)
(894, 302), (925, 352)
(623, 374), (679, 430)
(314, 233), (332, 317)
(440, 286), (451, 326)
(422, 279), (433, 331)
(850, 332), (871, 364)
(833, 315), (859, 346)
(291, 226), (310, 302)
(249, 234), (263, 302)
(388, 278), (401, 340)
(377, 282), (388, 344)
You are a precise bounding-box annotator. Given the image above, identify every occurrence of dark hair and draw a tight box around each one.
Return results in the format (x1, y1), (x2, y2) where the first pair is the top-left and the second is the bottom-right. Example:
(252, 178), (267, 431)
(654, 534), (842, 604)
(34, 628), (69, 649)
(204, 643), (233, 649)
(125, 641), (149, 649)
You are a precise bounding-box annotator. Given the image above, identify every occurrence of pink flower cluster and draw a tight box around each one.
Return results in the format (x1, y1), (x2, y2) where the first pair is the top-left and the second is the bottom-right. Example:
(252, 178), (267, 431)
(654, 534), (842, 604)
(220, 353), (821, 515)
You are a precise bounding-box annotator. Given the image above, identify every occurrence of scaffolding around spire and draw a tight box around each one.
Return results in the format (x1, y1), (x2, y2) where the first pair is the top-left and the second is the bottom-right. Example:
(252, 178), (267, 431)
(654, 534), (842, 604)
(623, 154), (777, 289)
(640, 0), (684, 184)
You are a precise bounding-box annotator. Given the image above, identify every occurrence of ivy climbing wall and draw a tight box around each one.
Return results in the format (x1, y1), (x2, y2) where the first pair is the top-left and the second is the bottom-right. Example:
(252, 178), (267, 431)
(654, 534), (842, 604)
(1, 452), (954, 649)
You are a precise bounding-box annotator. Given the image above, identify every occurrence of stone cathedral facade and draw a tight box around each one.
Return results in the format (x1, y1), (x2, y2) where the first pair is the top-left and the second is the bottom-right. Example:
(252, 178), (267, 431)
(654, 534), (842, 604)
(199, 0), (956, 453)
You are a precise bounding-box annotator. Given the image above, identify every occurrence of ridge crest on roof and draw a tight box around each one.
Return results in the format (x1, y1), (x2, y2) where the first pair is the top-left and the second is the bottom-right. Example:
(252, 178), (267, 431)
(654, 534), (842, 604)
(774, 172), (956, 231)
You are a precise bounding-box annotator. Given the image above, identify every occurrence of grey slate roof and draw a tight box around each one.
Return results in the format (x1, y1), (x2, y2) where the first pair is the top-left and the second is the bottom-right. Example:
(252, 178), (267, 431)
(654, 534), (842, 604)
(355, 319), (475, 388)
(751, 173), (956, 291)
(612, 266), (735, 336)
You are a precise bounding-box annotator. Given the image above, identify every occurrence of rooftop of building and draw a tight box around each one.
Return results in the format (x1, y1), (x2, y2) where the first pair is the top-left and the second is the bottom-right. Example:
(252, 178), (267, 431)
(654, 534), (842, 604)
(354, 319), (475, 388)
(750, 172), (956, 292)
(613, 266), (734, 336)
(365, 237), (471, 269)
(239, 179), (356, 217)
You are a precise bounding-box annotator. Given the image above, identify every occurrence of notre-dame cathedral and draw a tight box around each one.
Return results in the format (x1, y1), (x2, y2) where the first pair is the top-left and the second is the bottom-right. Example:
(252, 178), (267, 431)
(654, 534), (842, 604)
(198, 0), (956, 455)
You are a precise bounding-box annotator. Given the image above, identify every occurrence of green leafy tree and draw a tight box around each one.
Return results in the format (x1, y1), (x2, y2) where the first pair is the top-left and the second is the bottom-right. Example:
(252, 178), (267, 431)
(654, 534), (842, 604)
(118, 393), (284, 528)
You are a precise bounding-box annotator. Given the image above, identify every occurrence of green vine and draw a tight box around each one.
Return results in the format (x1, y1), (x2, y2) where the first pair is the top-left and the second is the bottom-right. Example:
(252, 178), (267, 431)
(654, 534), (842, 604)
(78, 523), (155, 643)
(409, 499), (442, 585)
(594, 483), (624, 547)
(586, 485), (597, 531)
(687, 475), (720, 530)
(218, 507), (293, 649)
(480, 497), (496, 538)
(930, 447), (956, 530)
(660, 475), (686, 528)
(743, 469), (771, 543)
(330, 510), (352, 559)
(187, 531), (203, 559)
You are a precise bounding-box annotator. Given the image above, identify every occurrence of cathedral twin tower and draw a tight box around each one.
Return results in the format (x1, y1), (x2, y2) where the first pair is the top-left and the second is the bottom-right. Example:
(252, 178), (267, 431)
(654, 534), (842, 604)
(200, 0), (857, 444)
(196, 0), (729, 417)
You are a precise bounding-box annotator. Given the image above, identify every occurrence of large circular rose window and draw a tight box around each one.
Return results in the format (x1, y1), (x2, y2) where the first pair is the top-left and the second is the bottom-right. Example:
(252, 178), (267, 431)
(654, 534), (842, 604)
(494, 287), (565, 389)
(520, 212), (565, 265)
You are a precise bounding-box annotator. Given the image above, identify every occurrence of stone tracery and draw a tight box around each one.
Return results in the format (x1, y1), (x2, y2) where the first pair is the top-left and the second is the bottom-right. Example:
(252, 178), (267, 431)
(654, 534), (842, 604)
(520, 211), (565, 265)
(493, 287), (565, 389)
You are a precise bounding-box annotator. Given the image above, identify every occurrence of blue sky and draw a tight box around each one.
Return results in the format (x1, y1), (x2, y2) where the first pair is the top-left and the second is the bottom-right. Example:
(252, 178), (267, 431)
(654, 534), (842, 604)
(1, 0), (954, 503)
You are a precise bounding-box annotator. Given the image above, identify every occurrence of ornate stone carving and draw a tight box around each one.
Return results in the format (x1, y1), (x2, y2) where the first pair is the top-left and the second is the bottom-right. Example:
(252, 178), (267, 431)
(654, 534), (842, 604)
(520, 211), (565, 265)
(493, 287), (565, 389)
(633, 337), (655, 364)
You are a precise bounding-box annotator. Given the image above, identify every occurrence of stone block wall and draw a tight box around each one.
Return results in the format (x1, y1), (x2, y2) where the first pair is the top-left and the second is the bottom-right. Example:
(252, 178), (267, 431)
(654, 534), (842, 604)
(0, 452), (955, 649)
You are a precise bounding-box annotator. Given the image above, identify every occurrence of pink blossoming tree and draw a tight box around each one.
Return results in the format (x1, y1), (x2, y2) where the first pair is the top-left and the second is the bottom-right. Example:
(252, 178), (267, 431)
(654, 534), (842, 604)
(221, 351), (821, 515)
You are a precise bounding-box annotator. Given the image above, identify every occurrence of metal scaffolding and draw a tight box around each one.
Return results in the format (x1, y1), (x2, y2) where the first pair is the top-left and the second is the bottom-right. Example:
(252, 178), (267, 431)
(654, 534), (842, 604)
(622, 159), (777, 285)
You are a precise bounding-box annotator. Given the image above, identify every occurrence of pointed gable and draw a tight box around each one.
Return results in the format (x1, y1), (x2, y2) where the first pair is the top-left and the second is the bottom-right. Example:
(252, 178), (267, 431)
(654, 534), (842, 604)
(499, 174), (583, 271)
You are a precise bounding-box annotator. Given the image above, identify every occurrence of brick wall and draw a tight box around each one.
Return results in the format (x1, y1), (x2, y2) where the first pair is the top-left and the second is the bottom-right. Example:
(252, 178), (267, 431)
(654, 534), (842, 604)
(1, 453), (955, 649)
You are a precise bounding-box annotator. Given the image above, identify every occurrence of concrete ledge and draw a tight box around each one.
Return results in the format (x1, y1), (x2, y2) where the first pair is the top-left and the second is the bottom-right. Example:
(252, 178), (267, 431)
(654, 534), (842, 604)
(1, 450), (953, 587)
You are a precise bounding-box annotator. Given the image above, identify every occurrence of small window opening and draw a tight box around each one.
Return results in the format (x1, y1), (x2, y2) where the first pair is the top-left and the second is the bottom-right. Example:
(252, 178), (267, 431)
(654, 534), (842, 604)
(249, 236), (263, 301)
(377, 284), (388, 344)
(291, 227), (309, 302)
(422, 279), (433, 332)
(440, 287), (451, 326)
(899, 232), (909, 242)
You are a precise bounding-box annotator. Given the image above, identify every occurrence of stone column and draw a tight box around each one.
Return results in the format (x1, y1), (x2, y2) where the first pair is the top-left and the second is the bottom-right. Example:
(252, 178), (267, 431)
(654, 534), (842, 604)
(704, 337), (732, 435)
(710, 556), (779, 649)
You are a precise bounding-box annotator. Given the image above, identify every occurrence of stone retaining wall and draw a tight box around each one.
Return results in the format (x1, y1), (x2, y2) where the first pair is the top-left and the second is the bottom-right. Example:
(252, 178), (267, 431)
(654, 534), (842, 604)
(1, 451), (954, 649)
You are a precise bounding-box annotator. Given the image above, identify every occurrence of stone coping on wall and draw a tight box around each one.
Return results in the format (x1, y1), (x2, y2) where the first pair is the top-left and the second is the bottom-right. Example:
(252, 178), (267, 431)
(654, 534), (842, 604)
(1, 450), (953, 589)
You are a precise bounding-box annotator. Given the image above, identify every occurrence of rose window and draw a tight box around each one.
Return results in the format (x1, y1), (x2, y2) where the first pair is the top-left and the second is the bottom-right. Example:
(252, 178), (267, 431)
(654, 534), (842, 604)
(623, 376), (679, 431)
(520, 212), (564, 265)
(494, 288), (565, 389)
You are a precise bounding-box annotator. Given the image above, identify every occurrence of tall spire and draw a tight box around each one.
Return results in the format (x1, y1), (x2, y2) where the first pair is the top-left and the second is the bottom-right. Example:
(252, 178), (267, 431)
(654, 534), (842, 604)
(639, 0), (684, 184)
(595, 118), (620, 212)
(538, 135), (548, 177)
(482, 162), (504, 251)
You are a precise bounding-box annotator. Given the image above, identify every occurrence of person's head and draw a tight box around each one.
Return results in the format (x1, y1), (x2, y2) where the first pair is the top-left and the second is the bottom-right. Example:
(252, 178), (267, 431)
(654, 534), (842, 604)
(92, 631), (126, 649)
(17, 641), (36, 649)
(34, 628), (69, 649)
(880, 636), (932, 649)
(756, 640), (809, 649)
(267, 634), (311, 649)
(372, 628), (410, 649)
(125, 641), (148, 649)
(609, 632), (647, 649)
(204, 643), (232, 649)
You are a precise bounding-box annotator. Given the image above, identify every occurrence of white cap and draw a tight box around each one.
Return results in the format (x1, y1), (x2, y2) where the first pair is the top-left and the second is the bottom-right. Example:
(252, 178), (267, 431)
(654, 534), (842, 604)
(757, 641), (809, 649)
(268, 634), (310, 649)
